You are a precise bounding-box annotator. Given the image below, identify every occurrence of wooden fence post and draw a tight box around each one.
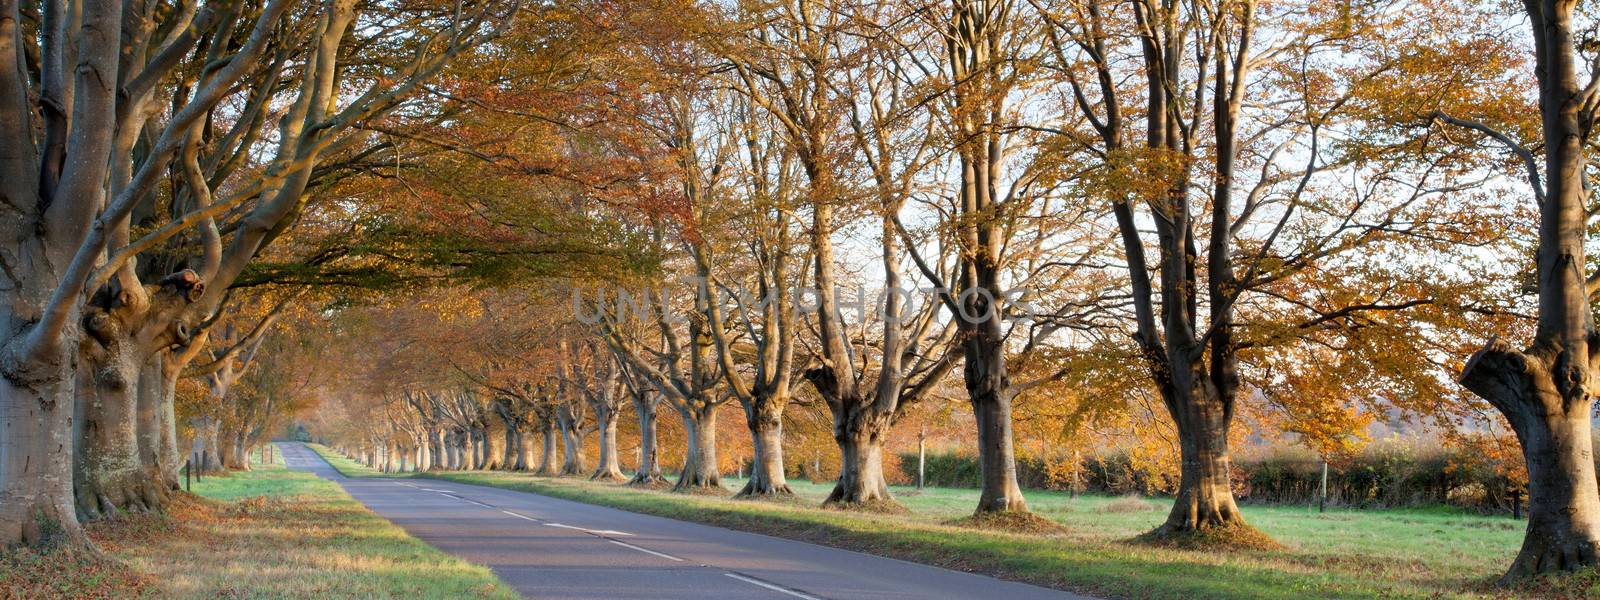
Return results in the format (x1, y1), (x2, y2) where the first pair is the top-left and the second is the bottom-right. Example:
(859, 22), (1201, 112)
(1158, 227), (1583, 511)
(1318, 460), (1329, 513)
(916, 427), (925, 491)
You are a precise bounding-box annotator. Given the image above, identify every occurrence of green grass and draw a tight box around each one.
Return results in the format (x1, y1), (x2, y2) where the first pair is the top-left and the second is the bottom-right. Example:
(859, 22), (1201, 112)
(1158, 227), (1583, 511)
(304, 444), (1600, 599)
(2, 450), (517, 600)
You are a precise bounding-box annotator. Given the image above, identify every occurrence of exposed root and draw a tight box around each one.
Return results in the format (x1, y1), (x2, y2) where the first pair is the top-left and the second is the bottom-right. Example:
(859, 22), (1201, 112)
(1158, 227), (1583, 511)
(947, 511), (1068, 535)
(734, 481), (794, 499)
(626, 476), (672, 489)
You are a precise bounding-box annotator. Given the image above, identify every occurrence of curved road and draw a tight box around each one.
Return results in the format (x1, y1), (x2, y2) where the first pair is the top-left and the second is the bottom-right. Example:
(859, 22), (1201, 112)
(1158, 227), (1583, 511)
(280, 442), (1093, 600)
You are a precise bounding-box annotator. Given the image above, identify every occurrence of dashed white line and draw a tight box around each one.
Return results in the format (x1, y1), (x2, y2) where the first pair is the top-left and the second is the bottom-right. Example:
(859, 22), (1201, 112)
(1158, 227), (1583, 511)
(546, 522), (582, 530)
(501, 510), (538, 522)
(607, 539), (684, 562)
(723, 573), (822, 600)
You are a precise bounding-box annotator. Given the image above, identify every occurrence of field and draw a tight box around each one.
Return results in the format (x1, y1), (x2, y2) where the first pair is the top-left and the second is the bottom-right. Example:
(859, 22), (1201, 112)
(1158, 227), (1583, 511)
(0, 453), (515, 599)
(308, 444), (1595, 600)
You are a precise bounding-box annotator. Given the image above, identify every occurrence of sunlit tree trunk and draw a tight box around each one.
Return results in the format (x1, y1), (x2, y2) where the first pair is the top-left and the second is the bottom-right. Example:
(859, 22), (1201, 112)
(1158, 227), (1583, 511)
(1454, 0), (1600, 580)
(591, 405), (625, 481)
(674, 405), (720, 491)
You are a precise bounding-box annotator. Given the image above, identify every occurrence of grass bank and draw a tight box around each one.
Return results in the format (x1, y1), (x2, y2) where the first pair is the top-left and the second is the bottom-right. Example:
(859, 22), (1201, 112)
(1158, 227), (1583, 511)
(304, 444), (1595, 599)
(0, 451), (515, 599)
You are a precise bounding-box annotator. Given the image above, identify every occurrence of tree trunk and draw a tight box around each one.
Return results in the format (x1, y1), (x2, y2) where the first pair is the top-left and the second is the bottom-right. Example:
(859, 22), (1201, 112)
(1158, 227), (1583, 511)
(536, 416), (558, 475)
(558, 419), (587, 476)
(965, 333), (1028, 514)
(591, 408), (625, 481)
(1158, 384), (1245, 534)
(826, 414), (891, 506)
(230, 430), (251, 471)
(674, 406), (721, 492)
(737, 400), (791, 497)
(0, 360), (88, 548)
(628, 396), (667, 486)
(190, 417), (222, 473)
(502, 424), (518, 470)
(427, 428), (443, 470)
(514, 428), (532, 471)
(73, 353), (158, 518)
(152, 353), (182, 489)
(1463, 342), (1600, 581)
(481, 426), (503, 470)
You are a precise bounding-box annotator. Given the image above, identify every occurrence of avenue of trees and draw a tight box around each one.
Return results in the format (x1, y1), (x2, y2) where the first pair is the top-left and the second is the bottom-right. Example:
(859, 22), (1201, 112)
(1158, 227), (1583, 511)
(3, 0), (1599, 587)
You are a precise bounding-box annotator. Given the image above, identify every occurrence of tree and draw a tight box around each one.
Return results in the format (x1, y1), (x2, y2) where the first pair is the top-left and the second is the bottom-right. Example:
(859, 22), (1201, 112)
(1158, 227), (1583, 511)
(1451, 0), (1600, 581)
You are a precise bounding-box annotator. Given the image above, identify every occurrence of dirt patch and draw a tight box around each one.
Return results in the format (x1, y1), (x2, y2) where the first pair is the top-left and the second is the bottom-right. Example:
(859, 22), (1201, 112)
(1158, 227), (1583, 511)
(821, 498), (910, 515)
(672, 484), (733, 497)
(1132, 521), (1283, 551)
(946, 511), (1070, 535)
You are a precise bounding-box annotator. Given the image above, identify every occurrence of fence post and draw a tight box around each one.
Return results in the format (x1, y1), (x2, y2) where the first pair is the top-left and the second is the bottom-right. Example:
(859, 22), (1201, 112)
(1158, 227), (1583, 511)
(1512, 489), (1522, 519)
(1071, 450), (1081, 499)
(1318, 460), (1329, 513)
(184, 459), (191, 492)
(917, 427), (925, 490)
(199, 450), (207, 482)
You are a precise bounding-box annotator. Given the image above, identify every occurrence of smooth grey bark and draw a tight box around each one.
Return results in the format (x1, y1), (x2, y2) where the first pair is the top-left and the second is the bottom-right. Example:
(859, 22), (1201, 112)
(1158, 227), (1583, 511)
(627, 388), (668, 486)
(721, 21), (956, 510)
(739, 403), (791, 497)
(674, 404), (721, 491)
(536, 408), (558, 475)
(592, 406), (626, 482)
(1454, 0), (1600, 581)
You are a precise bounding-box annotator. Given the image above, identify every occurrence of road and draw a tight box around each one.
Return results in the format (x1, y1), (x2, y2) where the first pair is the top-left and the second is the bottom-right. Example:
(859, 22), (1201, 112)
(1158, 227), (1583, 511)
(278, 442), (1094, 600)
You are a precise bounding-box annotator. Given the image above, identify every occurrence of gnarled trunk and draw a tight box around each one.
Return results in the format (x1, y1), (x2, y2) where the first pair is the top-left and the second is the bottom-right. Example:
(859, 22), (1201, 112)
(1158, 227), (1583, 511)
(1463, 342), (1600, 581)
(1157, 382), (1244, 534)
(557, 416), (587, 476)
(674, 406), (720, 492)
(737, 399), (790, 497)
(74, 350), (158, 518)
(826, 413), (891, 506)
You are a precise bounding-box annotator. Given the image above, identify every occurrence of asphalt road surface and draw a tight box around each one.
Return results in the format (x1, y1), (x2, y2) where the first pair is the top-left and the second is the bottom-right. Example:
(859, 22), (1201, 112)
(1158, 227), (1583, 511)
(278, 442), (1095, 600)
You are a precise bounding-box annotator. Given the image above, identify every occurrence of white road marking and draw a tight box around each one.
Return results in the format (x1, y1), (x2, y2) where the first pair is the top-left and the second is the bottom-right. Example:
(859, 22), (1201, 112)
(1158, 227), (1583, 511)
(724, 573), (822, 600)
(608, 539), (684, 562)
(501, 510), (539, 522)
(542, 522), (632, 536)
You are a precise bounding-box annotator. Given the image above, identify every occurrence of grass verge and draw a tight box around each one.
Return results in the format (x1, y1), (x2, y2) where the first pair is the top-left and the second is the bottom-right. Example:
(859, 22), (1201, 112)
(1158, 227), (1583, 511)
(304, 444), (1597, 600)
(0, 454), (516, 599)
